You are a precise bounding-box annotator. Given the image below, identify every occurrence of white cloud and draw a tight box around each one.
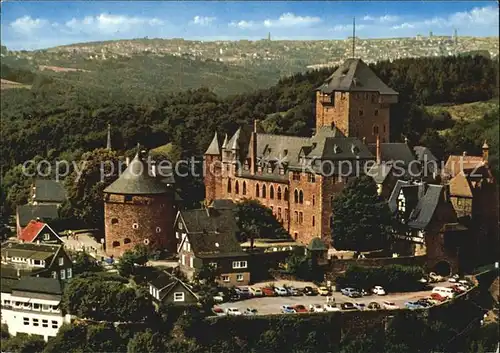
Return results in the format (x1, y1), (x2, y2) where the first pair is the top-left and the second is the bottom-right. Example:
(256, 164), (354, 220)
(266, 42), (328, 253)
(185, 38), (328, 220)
(392, 22), (415, 30)
(363, 15), (375, 21)
(230, 12), (321, 30)
(362, 15), (399, 23)
(64, 14), (164, 35)
(330, 24), (365, 32)
(10, 16), (48, 34)
(191, 16), (215, 26)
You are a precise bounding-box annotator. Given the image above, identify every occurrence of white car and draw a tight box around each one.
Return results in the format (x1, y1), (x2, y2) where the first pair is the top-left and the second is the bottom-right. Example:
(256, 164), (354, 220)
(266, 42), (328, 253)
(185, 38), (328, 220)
(382, 301), (398, 310)
(249, 287), (263, 296)
(309, 304), (325, 313)
(429, 272), (444, 282)
(213, 292), (225, 303)
(448, 274), (459, 283)
(372, 286), (386, 296)
(323, 304), (340, 312)
(225, 307), (242, 316)
(274, 287), (288, 296)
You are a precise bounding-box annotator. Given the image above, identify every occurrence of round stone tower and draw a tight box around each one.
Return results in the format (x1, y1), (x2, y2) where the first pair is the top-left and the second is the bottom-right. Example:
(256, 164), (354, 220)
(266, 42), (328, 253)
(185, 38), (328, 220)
(103, 149), (175, 258)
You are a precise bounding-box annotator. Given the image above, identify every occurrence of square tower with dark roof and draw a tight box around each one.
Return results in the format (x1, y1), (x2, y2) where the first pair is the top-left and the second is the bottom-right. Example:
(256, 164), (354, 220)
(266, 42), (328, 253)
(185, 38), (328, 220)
(315, 59), (398, 144)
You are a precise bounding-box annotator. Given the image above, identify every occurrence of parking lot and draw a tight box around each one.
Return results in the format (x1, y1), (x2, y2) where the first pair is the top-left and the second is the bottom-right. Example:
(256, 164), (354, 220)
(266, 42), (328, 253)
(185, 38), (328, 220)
(216, 286), (435, 315)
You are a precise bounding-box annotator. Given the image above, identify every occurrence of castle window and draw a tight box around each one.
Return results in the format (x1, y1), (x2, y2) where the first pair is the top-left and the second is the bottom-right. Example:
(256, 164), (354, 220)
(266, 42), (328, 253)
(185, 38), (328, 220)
(156, 227), (161, 233)
(359, 109), (364, 117)
(292, 172), (300, 181)
(277, 186), (282, 200)
(124, 238), (131, 244)
(124, 195), (133, 202)
(278, 207), (282, 220)
(294, 211), (299, 223)
(256, 184), (260, 197)
(284, 187), (289, 201)
(299, 190), (304, 204)
(262, 184), (267, 198)
(111, 218), (118, 225)
(270, 185), (275, 199)
(242, 181), (247, 195)
(294, 232), (298, 240)
(294, 189), (299, 203)
(373, 125), (379, 135)
(312, 216), (315, 227)
(299, 212), (303, 225)
(227, 179), (232, 193)
(312, 195), (315, 206)
(308, 173), (316, 182)
(235, 181), (239, 194)
(132, 223), (139, 229)
(374, 109), (379, 116)
(285, 208), (289, 222)
(112, 241), (120, 247)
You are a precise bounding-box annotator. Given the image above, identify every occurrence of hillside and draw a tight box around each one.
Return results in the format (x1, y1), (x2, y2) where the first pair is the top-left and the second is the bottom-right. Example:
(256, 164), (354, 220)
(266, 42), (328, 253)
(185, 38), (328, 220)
(424, 100), (499, 122)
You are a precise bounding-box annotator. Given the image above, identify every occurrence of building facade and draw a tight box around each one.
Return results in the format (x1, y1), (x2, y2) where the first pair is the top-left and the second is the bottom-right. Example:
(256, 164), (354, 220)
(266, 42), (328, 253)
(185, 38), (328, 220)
(204, 59), (400, 247)
(103, 150), (176, 258)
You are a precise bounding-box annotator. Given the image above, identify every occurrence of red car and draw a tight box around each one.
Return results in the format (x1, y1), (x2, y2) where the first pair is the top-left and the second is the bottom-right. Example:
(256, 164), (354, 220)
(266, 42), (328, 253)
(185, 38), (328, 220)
(430, 293), (446, 302)
(262, 287), (275, 297)
(293, 305), (308, 313)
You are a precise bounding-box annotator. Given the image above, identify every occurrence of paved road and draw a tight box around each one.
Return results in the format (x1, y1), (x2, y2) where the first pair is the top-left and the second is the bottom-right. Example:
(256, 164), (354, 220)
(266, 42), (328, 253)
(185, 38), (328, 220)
(217, 289), (434, 315)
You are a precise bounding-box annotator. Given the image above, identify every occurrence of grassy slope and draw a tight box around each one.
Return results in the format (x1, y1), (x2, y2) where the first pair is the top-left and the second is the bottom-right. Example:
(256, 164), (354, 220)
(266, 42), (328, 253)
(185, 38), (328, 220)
(425, 99), (499, 121)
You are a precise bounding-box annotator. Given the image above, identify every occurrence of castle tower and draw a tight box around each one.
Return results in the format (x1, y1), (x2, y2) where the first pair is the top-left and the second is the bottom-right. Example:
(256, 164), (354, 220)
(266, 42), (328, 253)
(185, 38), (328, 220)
(315, 59), (398, 144)
(104, 148), (175, 257)
(204, 132), (222, 204)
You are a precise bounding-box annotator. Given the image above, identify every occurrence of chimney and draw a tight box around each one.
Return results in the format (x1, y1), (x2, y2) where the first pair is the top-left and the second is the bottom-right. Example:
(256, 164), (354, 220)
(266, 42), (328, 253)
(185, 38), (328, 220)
(250, 120), (258, 175)
(376, 134), (381, 165)
(482, 140), (489, 164)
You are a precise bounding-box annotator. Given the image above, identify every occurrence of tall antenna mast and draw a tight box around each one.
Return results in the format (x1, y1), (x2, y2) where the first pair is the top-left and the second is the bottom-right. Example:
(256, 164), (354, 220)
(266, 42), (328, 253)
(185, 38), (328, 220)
(352, 17), (356, 58)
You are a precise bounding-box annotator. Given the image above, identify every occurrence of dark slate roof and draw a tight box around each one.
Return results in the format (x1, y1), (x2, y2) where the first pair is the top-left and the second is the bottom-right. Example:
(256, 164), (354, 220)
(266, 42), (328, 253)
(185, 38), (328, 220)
(149, 271), (198, 301)
(367, 163), (393, 184)
(369, 143), (420, 176)
(188, 231), (246, 258)
(209, 199), (236, 210)
(179, 208), (239, 236)
(1, 241), (60, 261)
(205, 132), (221, 155)
(12, 276), (63, 295)
(316, 59), (398, 95)
(388, 180), (419, 214)
(104, 153), (172, 195)
(407, 185), (444, 230)
(1, 278), (19, 293)
(1, 264), (35, 279)
(17, 204), (59, 227)
(33, 179), (67, 203)
(307, 237), (327, 251)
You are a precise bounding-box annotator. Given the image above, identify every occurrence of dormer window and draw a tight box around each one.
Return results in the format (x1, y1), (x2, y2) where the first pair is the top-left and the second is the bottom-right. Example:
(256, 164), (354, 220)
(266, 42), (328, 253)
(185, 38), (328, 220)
(257, 165), (262, 173)
(279, 167), (285, 175)
(333, 145), (341, 154)
(351, 144), (359, 154)
(267, 165), (273, 173)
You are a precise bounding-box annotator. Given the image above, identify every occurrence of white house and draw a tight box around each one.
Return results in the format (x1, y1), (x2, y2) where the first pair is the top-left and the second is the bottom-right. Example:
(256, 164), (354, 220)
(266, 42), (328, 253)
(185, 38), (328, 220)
(1, 276), (71, 341)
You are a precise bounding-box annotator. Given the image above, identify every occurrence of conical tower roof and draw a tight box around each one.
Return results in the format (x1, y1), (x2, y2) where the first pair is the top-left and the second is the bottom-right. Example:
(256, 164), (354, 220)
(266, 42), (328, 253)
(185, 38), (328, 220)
(104, 152), (171, 195)
(205, 132), (220, 155)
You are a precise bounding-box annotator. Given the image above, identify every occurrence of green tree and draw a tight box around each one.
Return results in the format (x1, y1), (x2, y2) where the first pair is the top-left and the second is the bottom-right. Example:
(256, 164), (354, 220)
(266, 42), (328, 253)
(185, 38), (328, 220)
(2, 334), (46, 353)
(331, 175), (392, 251)
(72, 251), (103, 275)
(234, 199), (290, 241)
(116, 244), (149, 278)
(127, 329), (166, 353)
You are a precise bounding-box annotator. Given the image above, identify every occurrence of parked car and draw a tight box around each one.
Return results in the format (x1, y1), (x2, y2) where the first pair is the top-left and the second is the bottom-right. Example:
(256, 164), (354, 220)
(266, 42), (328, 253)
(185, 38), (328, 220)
(226, 307), (242, 316)
(432, 286), (456, 299)
(323, 304), (340, 312)
(249, 287), (263, 297)
(341, 288), (361, 298)
(458, 279), (472, 286)
(213, 292), (225, 303)
(418, 277), (428, 284)
(430, 293), (447, 302)
(429, 272), (444, 282)
(212, 307), (226, 316)
(303, 286), (318, 296)
(318, 286), (330, 296)
(382, 301), (398, 310)
(287, 287), (302, 296)
(360, 289), (370, 297)
(281, 305), (296, 314)
(309, 304), (325, 313)
(262, 287), (275, 297)
(405, 301), (426, 310)
(450, 285), (465, 294)
(243, 308), (258, 316)
(274, 287), (289, 296)
(372, 286), (386, 296)
(235, 286), (251, 299)
(340, 302), (357, 310)
(416, 299), (432, 308)
(293, 304), (308, 313)
(453, 283), (469, 292)
(448, 274), (459, 283)
(368, 302), (381, 310)
(422, 297), (439, 305)
(354, 302), (366, 311)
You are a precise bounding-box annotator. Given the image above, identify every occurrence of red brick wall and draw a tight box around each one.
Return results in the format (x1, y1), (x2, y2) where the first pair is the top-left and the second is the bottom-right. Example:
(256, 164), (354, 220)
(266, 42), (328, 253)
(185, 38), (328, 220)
(315, 92), (350, 135)
(104, 193), (175, 258)
(204, 155), (222, 204)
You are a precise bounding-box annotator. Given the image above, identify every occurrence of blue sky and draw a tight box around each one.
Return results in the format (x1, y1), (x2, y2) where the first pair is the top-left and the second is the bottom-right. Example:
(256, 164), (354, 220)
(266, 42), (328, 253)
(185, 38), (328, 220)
(1, 1), (498, 50)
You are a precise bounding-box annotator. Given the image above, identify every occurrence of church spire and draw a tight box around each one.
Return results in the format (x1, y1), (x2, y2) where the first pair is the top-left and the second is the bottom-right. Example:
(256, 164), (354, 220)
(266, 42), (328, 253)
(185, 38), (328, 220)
(106, 124), (112, 150)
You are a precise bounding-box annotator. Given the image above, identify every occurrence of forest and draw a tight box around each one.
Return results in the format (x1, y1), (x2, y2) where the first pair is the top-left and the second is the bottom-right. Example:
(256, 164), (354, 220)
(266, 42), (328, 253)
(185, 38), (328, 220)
(1, 54), (498, 218)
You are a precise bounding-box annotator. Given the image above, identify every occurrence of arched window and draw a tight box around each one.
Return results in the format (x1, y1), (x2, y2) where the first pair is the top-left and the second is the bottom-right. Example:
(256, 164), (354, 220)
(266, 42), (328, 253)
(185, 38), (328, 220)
(227, 179), (232, 193)
(312, 195), (315, 206)
(243, 181), (247, 195)
(294, 189), (299, 203)
(277, 186), (282, 200)
(373, 125), (379, 135)
(124, 238), (131, 244)
(112, 241), (120, 248)
(312, 216), (315, 227)
(262, 184), (267, 198)
(284, 187), (289, 201)
(235, 181), (239, 194)
(278, 207), (282, 220)
(111, 218), (118, 225)
(299, 190), (304, 204)
(299, 212), (303, 224)
(294, 211), (299, 223)
(255, 184), (260, 197)
(270, 185), (275, 199)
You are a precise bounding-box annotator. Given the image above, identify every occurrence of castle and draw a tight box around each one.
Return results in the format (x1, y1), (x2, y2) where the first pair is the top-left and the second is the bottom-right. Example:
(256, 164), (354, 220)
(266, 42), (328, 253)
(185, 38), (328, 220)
(204, 58), (399, 247)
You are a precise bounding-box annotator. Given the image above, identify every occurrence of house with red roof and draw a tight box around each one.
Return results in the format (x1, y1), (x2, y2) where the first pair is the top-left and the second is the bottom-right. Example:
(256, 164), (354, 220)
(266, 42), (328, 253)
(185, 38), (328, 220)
(18, 220), (63, 245)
